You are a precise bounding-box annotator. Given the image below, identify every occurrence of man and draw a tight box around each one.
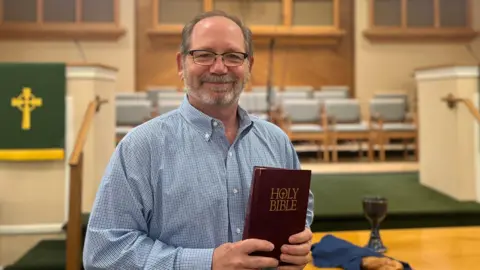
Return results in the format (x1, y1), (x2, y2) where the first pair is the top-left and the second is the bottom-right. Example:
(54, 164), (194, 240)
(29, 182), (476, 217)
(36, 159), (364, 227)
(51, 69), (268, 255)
(83, 10), (314, 270)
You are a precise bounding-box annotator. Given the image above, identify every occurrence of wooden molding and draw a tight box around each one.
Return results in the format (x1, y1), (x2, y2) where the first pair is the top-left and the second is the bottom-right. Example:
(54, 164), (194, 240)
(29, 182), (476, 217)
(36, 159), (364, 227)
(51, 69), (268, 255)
(363, 28), (479, 42)
(0, 23), (126, 40)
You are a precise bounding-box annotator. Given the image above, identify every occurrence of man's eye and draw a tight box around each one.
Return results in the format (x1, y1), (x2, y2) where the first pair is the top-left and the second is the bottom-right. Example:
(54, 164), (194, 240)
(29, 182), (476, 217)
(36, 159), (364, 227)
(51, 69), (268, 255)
(197, 54), (211, 58)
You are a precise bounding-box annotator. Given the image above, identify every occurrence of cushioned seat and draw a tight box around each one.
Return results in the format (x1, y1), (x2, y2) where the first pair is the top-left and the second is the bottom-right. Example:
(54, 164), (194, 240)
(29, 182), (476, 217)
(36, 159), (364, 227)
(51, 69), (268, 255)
(291, 124), (324, 133)
(373, 123), (416, 131)
(330, 121), (369, 132)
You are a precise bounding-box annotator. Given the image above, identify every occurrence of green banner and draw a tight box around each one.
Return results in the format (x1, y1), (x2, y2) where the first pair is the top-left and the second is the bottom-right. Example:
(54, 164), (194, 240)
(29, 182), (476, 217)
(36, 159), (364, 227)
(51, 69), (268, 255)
(0, 63), (65, 161)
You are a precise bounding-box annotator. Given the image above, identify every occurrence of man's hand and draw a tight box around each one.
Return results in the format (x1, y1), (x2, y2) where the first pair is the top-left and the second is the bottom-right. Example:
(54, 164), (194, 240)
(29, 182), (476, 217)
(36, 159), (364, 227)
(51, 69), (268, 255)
(361, 257), (404, 270)
(212, 238), (279, 270)
(278, 227), (313, 269)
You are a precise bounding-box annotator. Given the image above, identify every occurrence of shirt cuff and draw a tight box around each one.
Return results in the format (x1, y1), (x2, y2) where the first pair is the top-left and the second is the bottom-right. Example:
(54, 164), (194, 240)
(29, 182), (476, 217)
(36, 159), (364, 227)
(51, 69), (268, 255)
(177, 247), (214, 270)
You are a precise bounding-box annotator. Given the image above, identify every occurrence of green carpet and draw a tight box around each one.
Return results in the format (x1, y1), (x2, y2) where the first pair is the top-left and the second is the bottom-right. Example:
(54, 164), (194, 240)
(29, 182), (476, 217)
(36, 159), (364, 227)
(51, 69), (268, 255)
(311, 172), (480, 216)
(309, 172), (480, 231)
(5, 240), (68, 270)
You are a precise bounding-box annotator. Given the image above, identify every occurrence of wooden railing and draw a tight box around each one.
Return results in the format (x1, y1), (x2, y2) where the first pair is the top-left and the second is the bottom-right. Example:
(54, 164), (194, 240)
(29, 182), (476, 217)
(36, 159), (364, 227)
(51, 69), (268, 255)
(66, 96), (107, 270)
(441, 93), (480, 123)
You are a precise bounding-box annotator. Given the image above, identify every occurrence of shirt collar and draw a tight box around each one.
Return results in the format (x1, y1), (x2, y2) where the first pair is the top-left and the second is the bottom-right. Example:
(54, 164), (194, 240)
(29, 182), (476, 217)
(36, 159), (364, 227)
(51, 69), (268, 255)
(179, 94), (253, 141)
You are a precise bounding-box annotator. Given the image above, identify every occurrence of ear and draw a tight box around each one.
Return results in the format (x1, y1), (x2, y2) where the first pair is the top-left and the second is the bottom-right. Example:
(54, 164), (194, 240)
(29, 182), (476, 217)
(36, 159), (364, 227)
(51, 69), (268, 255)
(176, 52), (184, 79)
(248, 56), (254, 72)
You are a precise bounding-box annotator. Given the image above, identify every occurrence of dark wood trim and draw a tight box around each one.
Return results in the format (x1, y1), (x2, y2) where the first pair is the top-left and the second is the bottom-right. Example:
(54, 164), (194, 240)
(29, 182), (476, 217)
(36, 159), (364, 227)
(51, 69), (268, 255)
(363, 28), (479, 42)
(75, 0), (82, 23)
(434, 0), (440, 28)
(204, 0), (213, 11)
(0, 23), (126, 40)
(37, 0), (43, 23)
(0, 0), (122, 40)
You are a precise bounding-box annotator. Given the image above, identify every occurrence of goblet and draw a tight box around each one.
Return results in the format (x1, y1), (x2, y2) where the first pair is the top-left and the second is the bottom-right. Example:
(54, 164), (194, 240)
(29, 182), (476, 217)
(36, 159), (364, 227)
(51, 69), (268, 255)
(363, 196), (388, 253)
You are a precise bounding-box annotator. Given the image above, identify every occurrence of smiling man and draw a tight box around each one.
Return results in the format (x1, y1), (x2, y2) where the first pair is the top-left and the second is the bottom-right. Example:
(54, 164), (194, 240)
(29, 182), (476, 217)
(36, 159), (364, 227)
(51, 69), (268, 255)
(83, 10), (314, 270)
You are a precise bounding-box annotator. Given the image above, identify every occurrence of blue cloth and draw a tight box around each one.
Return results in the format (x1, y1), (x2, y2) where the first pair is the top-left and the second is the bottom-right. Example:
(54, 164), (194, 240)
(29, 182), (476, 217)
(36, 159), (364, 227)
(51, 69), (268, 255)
(311, 234), (412, 270)
(83, 94), (314, 270)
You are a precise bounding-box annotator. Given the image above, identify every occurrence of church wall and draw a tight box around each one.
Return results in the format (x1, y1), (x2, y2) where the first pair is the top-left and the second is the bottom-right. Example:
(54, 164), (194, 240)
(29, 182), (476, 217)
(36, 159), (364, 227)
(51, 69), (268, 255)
(354, 0), (480, 118)
(0, 0), (135, 92)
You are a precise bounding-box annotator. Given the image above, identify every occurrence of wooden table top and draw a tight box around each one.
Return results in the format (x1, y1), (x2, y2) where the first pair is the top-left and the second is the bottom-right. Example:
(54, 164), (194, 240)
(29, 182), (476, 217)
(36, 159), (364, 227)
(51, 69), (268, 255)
(305, 226), (480, 270)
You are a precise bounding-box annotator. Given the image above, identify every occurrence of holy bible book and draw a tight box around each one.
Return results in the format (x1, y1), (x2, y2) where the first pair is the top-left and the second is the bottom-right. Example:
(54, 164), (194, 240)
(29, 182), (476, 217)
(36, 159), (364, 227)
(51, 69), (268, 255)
(242, 166), (312, 266)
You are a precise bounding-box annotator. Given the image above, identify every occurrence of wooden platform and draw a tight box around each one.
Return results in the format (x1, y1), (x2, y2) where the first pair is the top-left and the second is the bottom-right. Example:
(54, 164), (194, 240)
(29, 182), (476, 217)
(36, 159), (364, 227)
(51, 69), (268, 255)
(305, 226), (480, 270)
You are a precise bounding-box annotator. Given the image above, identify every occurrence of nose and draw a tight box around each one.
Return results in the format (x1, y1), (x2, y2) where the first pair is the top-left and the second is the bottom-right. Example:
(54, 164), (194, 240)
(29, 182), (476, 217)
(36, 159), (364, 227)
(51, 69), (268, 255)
(209, 56), (228, 74)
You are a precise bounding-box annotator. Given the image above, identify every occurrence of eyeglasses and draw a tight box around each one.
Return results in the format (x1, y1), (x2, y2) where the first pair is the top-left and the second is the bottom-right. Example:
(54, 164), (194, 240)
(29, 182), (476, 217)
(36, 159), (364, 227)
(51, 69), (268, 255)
(188, 50), (248, 67)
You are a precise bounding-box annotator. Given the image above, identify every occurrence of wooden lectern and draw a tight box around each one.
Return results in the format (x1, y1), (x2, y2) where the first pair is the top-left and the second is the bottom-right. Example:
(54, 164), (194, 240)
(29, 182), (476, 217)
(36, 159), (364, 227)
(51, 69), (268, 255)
(414, 64), (480, 202)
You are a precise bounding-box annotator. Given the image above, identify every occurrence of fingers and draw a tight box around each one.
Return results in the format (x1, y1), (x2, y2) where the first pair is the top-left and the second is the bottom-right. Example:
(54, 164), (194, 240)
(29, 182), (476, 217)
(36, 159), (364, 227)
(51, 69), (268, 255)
(243, 255), (279, 269)
(238, 238), (275, 254)
(278, 265), (306, 270)
(280, 252), (311, 266)
(289, 227), (313, 244)
(281, 242), (311, 256)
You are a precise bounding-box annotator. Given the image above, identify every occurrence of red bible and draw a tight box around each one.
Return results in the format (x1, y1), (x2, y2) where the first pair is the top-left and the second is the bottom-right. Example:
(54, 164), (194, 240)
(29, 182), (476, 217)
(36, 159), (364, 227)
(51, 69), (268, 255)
(242, 166), (312, 266)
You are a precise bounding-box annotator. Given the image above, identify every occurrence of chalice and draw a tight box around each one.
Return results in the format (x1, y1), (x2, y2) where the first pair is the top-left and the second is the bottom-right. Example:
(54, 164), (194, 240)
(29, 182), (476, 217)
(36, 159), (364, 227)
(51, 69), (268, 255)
(363, 196), (388, 253)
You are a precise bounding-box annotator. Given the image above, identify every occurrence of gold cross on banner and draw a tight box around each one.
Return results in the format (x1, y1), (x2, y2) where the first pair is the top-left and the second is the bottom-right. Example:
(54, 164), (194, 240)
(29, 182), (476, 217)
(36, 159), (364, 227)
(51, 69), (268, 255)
(11, 87), (43, 130)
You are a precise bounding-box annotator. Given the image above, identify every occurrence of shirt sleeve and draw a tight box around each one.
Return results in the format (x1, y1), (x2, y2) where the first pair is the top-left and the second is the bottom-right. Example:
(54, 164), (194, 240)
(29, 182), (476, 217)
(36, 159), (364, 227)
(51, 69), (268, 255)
(285, 139), (315, 228)
(82, 134), (214, 270)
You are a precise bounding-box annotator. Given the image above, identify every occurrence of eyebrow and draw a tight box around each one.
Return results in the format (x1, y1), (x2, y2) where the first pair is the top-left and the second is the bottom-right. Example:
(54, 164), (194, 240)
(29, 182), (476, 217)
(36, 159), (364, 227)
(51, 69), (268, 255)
(193, 47), (245, 53)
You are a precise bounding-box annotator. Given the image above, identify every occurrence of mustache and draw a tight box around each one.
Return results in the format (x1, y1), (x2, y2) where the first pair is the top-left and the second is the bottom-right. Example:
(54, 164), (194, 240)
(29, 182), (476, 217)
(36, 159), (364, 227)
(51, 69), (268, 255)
(201, 74), (237, 83)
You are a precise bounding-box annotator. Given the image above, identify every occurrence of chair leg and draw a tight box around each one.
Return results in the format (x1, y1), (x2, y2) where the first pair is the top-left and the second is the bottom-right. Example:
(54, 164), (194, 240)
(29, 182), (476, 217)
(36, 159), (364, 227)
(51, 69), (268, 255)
(316, 140), (323, 161)
(403, 139), (408, 159)
(414, 137), (419, 161)
(332, 133), (338, 162)
(322, 139), (330, 162)
(367, 133), (374, 162)
(380, 133), (386, 162)
(358, 140), (363, 159)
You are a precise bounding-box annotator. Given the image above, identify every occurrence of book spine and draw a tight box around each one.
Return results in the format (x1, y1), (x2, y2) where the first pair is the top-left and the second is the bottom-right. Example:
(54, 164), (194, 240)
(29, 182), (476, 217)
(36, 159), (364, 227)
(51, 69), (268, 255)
(242, 168), (262, 239)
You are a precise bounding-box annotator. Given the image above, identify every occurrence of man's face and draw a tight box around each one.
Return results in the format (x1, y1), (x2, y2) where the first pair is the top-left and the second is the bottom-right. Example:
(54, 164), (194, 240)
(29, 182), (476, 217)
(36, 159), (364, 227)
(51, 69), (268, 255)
(177, 16), (253, 107)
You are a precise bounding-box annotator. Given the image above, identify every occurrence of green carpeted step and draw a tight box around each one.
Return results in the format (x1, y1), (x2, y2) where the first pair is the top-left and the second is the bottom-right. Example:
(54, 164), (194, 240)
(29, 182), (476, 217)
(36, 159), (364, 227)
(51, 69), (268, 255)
(310, 172), (480, 231)
(4, 240), (80, 270)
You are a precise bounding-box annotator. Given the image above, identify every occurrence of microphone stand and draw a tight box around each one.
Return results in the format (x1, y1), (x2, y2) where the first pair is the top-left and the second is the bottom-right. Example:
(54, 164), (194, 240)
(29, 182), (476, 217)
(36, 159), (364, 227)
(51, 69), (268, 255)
(266, 38), (275, 122)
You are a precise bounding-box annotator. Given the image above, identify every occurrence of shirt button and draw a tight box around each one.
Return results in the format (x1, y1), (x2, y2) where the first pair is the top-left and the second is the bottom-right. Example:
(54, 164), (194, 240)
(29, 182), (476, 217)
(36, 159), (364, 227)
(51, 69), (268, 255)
(213, 121), (218, 127)
(228, 151), (233, 157)
(205, 133), (209, 139)
(236, 228), (241, 234)
(233, 188), (238, 194)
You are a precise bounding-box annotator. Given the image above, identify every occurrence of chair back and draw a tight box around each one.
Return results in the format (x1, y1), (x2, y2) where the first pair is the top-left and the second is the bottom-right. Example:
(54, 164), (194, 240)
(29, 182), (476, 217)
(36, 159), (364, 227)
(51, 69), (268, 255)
(116, 99), (151, 126)
(373, 92), (409, 111)
(324, 99), (361, 123)
(370, 98), (406, 122)
(282, 99), (322, 123)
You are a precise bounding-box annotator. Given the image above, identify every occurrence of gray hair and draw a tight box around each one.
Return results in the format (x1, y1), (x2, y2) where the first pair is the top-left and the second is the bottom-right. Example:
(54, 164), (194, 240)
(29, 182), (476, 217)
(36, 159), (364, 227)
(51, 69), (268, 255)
(180, 10), (254, 58)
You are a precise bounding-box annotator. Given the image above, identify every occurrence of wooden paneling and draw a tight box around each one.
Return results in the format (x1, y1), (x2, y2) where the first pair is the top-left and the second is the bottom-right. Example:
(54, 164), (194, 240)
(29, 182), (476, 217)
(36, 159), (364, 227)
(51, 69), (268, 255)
(135, 0), (355, 94)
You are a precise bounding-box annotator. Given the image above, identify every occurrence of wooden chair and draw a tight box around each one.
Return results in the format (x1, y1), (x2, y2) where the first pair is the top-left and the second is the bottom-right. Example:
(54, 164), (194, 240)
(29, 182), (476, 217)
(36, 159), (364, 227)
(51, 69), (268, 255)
(369, 98), (418, 161)
(280, 99), (329, 161)
(323, 99), (374, 162)
(115, 99), (152, 143)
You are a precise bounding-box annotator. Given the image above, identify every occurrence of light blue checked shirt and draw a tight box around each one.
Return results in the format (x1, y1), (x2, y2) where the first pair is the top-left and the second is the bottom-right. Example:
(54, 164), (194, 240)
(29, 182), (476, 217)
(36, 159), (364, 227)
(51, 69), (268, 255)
(83, 95), (314, 270)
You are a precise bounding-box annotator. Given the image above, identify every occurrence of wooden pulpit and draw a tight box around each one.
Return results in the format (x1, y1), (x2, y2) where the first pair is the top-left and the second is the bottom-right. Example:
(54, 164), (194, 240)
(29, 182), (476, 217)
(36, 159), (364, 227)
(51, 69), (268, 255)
(414, 64), (480, 202)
